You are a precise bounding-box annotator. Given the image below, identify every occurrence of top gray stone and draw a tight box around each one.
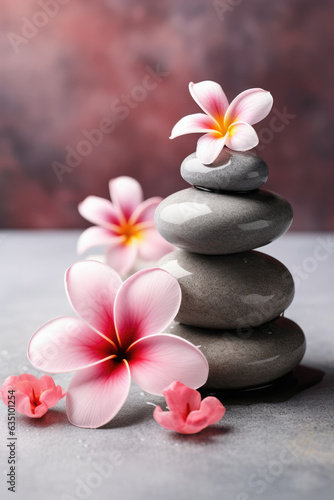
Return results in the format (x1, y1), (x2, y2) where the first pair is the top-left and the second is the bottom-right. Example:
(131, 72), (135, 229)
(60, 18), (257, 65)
(181, 149), (269, 192)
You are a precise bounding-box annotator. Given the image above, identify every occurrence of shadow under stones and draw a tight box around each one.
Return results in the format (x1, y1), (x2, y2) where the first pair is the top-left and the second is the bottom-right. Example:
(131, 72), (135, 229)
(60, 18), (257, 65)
(200, 365), (325, 405)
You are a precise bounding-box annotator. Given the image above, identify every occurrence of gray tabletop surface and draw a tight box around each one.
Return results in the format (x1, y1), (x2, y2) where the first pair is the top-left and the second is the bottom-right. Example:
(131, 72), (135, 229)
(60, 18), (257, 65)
(0, 231), (333, 500)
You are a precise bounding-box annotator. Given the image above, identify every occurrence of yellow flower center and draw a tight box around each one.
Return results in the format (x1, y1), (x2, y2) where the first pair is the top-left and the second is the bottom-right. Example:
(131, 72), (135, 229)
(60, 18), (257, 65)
(213, 114), (233, 138)
(118, 221), (142, 245)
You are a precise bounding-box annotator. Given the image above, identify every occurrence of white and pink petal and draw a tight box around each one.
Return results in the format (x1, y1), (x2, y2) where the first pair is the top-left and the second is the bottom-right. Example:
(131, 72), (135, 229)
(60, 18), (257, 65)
(127, 334), (209, 395)
(224, 88), (273, 128)
(189, 81), (229, 125)
(78, 196), (121, 229)
(109, 177), (143, 221)
(137, 228), (174, 262)
(66, 359), (131, 428)
(28, 316), (114, 373)
(77, 226), (118, 254)
(130, 197), (162, 226)
(105, 239), (138, 276)
(65, 261), (122, 341)
(225, 121), (259, 151)
(196, 132), (228, 165)
(170, 113), (219, 139)
(114, 269), (181, 347)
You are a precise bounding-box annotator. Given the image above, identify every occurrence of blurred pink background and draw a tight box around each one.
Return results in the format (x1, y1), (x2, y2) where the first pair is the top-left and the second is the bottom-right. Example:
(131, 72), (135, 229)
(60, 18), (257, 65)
(0, 0), (333, 230)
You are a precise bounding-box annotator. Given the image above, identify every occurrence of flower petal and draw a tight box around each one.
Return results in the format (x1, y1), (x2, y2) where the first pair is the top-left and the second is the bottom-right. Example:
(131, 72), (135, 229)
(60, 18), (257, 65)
(114, 269), (181, 347)
(78, 196), (121, 229)
(162, 380), (201, 415)
(137, 228), (174, 261)
(130, 197), (162, 225)
(226, 121), (259, 151)
(105, 239), (138, 276)
(0, 375), (65, 418)
(66, 359), (131, 428)
(2, 374), (36, 391)
(17, 392), (48, 418)
(170, 113), (218, 139)
(28, 317), (114, 373)
(1, 378), (41, 417)
(127, 334), (209, 395)
(77, 226), (118, 254)
(196, 132), (228, 165)
(1, 376), (18, 405)
(224, 88), (273, 128)
(109, 176), (143, 220)
(183, 397), (226, 434)
(65, 261), (122, 342)
(189, 81), (229, 124)
(153, 405), (185, 432)
(38, 376), (66, 408)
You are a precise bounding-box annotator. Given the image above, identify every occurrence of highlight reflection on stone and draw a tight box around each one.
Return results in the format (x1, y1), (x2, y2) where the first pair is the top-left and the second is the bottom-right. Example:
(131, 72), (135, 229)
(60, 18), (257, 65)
(181, 149), (269, 192)
(155, 187), (293, 255)
(159, 250), (295, 329)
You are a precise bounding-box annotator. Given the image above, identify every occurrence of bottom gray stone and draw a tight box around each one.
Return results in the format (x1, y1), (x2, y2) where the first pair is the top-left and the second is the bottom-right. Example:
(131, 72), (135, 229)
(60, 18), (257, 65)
(165, 317), (306, 389)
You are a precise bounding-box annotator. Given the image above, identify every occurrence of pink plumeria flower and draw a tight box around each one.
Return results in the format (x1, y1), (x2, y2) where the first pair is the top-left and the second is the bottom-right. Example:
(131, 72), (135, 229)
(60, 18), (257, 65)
(78, 176), (173, 276)
(28, 261), (208, 428)
(0, 374), (65, 418)
(154, 381), (225, 434)
(170, 81), (273, 164)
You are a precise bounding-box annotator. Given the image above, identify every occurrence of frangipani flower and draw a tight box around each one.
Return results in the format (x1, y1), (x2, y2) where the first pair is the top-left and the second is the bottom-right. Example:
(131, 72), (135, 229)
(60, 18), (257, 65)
(0, 374), (65, 418)
(78, 176), (173, 276)
(28, 261), (208, 428)
(154, 381), (225, 434)
(170, 81), (273, 164)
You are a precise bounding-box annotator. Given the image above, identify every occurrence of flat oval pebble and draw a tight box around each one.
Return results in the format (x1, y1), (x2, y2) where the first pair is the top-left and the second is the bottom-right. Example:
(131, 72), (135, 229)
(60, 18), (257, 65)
(155, 187), (293, 254)
(159, 249), (295, 329)
(165, 318), (306, 389)
(181, 149), (269, 192)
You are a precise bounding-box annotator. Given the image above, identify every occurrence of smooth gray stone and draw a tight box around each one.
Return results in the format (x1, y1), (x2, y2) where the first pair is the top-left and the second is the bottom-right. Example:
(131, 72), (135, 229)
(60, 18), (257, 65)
(155, 187), (293, 255)
(165, 318), (306, 389)
(181, 150), (269, 192)
(159, 249), (295, 329)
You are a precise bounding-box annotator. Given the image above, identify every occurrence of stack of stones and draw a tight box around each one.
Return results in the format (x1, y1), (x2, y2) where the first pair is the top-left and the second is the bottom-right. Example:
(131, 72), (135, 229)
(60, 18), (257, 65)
(155, 149), (306, 390)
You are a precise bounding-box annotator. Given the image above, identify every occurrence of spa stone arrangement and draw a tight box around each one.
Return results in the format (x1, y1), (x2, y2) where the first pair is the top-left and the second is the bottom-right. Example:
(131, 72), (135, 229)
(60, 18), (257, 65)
(155, 149), (306, 390)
